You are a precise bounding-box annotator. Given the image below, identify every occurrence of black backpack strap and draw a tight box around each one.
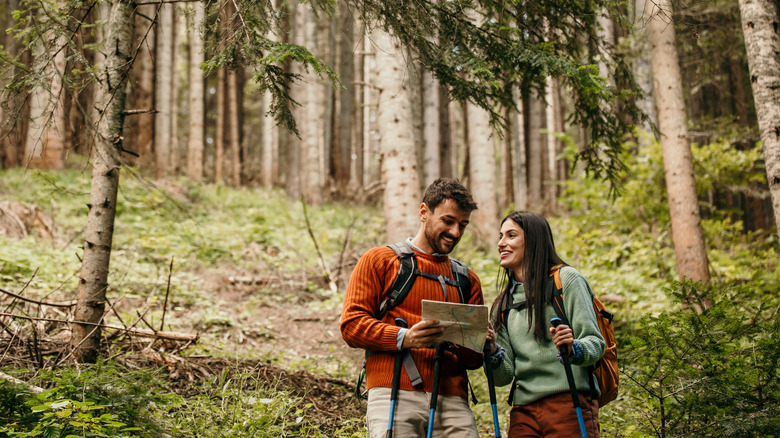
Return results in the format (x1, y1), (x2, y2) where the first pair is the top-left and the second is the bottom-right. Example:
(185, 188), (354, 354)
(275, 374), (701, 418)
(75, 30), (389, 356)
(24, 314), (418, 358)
(378, 242), (418, 320)
(549, 266), (599, 401)
(500, 285), (527, 326)
(450, 258), (470, 304)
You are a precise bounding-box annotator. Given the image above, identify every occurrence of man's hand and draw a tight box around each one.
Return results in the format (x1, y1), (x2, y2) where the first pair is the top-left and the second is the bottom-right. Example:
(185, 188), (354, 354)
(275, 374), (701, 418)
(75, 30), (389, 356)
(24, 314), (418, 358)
(401, 320), (444, 349)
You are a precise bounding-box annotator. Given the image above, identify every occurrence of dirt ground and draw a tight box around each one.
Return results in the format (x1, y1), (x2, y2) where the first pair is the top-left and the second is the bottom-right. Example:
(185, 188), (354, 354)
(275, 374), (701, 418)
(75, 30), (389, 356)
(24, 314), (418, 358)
(0, 266), (368, 433)
(156, 267), (369, 431)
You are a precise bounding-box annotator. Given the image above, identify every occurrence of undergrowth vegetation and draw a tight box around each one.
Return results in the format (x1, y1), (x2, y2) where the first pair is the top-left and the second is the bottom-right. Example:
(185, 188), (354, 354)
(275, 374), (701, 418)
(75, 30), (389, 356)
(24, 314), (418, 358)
(0, 133), (778, 436)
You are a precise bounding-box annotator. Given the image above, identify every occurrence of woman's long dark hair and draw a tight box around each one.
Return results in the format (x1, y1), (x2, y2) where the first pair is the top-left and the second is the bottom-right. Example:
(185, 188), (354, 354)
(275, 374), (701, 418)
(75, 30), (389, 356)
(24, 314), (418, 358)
(490, 211), (566, 342)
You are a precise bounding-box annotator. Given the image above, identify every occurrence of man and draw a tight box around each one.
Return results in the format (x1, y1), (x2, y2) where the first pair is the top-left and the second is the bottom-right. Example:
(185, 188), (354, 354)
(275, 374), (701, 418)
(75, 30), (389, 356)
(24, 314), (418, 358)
(341, 178), (484, 437)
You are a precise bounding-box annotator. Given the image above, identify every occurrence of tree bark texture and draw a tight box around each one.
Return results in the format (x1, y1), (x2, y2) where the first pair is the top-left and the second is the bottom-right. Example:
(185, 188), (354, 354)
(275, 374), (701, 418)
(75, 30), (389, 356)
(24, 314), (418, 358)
(422, 70), (440, 187)
(71, 0), (134, 363)
(646, 0), (711, 284)
(545, 76), (558, 212)
(374, 29), (420, 242)
(187, 1), (206, 180)
(438, 84), (453, 179)
(124, 3), (155, 168)
(228, 70), (242, 186)
(335, 0), (354, 192)
(24, 1), (67, 170)
(738, 0), (780, 239)
(154, 2), (174, 178)
(511, 84), (527, 210)
(467, 101), (498, 246)
(526, 88), (544, 211)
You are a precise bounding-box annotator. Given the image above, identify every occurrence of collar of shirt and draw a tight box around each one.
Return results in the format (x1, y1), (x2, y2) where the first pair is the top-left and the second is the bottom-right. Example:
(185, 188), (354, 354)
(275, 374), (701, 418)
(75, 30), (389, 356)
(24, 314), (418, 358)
(405, 237), (445, 256)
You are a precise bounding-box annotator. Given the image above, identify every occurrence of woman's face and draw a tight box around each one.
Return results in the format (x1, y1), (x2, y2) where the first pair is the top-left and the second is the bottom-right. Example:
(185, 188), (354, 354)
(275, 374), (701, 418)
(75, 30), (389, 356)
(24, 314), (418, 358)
(498, 219), (525, 275)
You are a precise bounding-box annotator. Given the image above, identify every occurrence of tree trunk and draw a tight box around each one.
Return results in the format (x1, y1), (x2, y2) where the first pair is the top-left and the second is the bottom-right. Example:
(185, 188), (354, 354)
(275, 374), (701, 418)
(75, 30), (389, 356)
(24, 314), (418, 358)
(25, 1), (67, 170)
(227, 70), (242, 186)
(170, 12), (182, 176)
(467, 101), (499, 246)
(632, 0), (658, 134)
(439, 84), (454, 179)
(350, 20), (365, 190)
(261, 87), (278, 187)
(544, 76), (558, 212)
(301, 5), (322, 203)
(646, 0), (711, 285)
(738, 0), (780, 239)
(215, 67), (226, 183)
(526, 87), (545, 211)
(124, 3), (154, 167)
(154, 2), (174, 178)
(511, 84), (527, 210)
(187, 1), (206, 180)
(374, 29), (420, 241)
(0, 0), (21, 168)
(422, 70), (440, 186)
(335, 0), (353, 193)
(284, 0), (303, 198)
(71, 0), (134, 363)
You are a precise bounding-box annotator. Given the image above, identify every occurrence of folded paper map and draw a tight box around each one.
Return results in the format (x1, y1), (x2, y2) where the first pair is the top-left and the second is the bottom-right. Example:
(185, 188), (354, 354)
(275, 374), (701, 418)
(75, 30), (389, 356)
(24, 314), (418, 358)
(421, 300), (489, 353)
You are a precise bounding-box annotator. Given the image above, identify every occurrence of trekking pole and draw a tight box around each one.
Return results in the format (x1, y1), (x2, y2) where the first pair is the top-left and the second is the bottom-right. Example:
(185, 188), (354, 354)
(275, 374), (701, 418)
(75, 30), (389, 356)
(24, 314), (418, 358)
(551, 317), (588, 438)
(386, 318), (408, 438)
(483, 345), (501, 437)
(426, 342), (445, 438)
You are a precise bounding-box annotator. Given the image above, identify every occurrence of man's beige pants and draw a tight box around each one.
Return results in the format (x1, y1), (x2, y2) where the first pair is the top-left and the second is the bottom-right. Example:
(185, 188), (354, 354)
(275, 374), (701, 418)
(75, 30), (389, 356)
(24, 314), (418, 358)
(366, 387), (479, 437)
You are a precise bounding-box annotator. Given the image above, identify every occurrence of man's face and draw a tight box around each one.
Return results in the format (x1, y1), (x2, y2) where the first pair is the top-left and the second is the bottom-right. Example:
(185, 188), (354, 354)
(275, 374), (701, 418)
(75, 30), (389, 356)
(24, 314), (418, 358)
(421, 199), (471, 254)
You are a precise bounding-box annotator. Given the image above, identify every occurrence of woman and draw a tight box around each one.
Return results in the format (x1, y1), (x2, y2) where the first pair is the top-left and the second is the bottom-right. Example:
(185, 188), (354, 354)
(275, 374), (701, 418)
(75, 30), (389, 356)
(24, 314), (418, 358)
(485, 211), (605, 437)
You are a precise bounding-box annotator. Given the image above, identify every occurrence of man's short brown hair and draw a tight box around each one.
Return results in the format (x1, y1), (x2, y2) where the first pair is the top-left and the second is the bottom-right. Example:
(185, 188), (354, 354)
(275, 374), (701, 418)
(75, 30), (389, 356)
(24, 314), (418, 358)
(422, 178), (478, 213)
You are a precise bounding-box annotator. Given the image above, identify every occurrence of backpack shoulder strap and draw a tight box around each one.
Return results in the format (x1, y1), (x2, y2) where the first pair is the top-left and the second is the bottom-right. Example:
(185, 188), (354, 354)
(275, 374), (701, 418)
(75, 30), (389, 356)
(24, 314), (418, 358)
(450, 257), (470, 304)
(378, 241), (417, 319)
(549, 265), (568, 325)
(549, 264), (600, 400)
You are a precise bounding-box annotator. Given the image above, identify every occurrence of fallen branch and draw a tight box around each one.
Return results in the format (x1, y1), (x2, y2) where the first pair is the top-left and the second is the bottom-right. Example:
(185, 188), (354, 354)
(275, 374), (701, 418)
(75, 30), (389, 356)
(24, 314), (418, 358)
(102, 325), (198, 342)
(0, 286), (76, 308)
(0, 371), (44, 393)
(0, 313), (198, 342)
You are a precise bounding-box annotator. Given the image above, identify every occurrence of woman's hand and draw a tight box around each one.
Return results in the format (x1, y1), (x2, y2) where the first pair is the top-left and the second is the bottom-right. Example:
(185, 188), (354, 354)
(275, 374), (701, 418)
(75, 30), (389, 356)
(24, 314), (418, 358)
(486, 322), (498, 354)
(401, 320), (444, 349)
(550, 323), (574, 355)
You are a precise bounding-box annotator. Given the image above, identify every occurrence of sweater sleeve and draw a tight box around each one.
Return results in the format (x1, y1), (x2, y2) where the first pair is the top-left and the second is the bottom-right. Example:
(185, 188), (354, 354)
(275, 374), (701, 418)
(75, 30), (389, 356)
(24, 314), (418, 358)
(560, 267), (605, 367)
(340, 248), (401, 352)
(490, 322), (516, 387)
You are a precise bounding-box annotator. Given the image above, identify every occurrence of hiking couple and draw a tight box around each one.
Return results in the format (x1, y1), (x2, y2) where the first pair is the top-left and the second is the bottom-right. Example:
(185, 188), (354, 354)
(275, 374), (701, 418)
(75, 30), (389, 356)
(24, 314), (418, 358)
(341, 178), (606, 437)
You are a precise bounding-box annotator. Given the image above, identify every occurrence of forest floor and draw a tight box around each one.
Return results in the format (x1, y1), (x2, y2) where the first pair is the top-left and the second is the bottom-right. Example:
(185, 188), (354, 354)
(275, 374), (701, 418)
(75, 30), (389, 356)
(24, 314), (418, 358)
(0, 173), (503, 435)
(0, 260), (369, 433)
(168, 265), (368, 430)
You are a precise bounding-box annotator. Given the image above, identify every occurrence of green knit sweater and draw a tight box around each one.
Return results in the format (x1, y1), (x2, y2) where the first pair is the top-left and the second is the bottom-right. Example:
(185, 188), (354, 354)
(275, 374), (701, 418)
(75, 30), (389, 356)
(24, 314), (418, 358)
(492, 266), (605, 406)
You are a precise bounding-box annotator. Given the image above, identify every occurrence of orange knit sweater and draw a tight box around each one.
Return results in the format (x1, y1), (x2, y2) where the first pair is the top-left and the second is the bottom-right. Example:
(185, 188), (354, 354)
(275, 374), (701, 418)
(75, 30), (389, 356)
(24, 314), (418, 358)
(341, 245), (484, 399)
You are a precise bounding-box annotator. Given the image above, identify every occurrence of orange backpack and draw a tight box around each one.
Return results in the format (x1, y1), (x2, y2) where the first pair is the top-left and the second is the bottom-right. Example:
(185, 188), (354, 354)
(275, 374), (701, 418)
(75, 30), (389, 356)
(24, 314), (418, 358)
(548, 265), (618, 407)
(500, 265), (618, 407)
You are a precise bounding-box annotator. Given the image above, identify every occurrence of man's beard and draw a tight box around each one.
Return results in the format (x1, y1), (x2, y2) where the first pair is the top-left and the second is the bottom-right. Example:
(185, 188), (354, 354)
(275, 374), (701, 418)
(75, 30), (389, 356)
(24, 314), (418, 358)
(424, 224), (458, 254)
